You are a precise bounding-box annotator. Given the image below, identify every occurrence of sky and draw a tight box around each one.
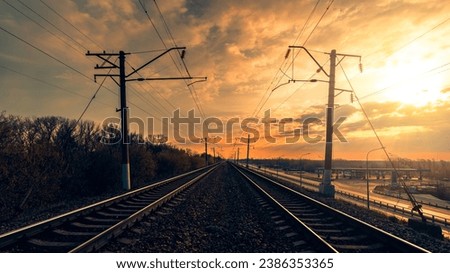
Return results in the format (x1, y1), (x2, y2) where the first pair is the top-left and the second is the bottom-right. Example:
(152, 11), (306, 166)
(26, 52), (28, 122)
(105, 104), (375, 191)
(0, 0), (449, 161)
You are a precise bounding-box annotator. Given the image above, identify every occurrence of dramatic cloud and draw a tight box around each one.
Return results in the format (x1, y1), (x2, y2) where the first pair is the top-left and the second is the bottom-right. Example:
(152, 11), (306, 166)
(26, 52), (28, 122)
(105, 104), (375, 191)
(0, 0), (449, 159)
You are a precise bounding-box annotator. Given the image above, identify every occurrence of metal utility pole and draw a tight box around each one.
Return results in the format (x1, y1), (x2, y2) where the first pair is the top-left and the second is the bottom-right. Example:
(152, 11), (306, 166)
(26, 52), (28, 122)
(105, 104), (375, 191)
(118, 51), (130, 190)
(246, 135), (250, 168)
(87, 47), (206, 190)
(320, 49), (337, 197)
(285, 46), (361, 197)
(204, 137), (208, 166)
(212, 147), (216, 164)
(237, 148), (240, 165)
(87, 50), (131, 190)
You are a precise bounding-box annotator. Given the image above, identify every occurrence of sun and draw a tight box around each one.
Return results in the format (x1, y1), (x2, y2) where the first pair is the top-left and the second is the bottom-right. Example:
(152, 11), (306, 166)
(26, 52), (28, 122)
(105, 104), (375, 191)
(379, 58), (445, 106)
(384, 77), (444, 106)
(373, 42), (448, 106)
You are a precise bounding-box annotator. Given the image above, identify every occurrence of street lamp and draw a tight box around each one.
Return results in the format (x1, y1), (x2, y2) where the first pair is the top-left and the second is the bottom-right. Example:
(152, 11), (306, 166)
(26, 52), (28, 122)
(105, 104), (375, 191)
(366, 147), (384, 209)
(299, 152), (311, 188)
(276, 157), (280, 178)
(275, 155), (285, 178)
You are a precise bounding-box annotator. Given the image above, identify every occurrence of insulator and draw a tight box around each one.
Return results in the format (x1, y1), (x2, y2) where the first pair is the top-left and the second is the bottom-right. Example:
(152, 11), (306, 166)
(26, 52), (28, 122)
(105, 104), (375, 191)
(285, 49), (291, 59)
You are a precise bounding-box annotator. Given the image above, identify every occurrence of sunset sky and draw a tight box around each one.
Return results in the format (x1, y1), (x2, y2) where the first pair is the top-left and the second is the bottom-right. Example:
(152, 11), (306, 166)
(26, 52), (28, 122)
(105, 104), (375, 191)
(1, 0), (449, 161)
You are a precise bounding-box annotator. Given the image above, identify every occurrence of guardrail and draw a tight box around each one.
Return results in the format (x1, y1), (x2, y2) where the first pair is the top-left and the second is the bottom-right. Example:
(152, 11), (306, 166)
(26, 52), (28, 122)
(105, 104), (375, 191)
(335, 189), (449, 227)
(372, 189), (450, 210)
(248, 165), (450, 228)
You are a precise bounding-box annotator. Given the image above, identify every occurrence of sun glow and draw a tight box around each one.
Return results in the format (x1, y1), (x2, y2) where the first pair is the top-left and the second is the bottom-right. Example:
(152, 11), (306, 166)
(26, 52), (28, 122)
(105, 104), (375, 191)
(377, 47), (446, 106)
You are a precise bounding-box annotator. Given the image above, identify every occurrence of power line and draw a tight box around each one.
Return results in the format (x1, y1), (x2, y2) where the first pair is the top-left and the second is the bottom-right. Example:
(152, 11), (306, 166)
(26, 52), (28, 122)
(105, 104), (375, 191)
(358, 62), (450, 101)
(75, 68), (112, 125)
(339, 63), (427, 220)
(126, 60), (179, 112)
(137, 0), (207, 119)
(0, 24), (125, 118)
(9, 0), (174, 123)
(365, 16), (450, 60)
(272, 59), (330, 113)
(302, 0), (335, 46)
(268, 0), (335, 111)
(24, 0), (187, 136)
(125, 62), (173, 115)
(334, 16), (450, 92)
(129, 48), (167, 54)
(1, 2), (176, 134)
(0, 64), (113, 109)
(30, 0), (172, 122)
(138, 0), (166, 48)
(34, 0), (183, 122)
(128, 84), (170, 117)
(152, 0), (207, 118)
(293, 0), (321, 45)
(0, 25), (91, 81)
(251, 0), (335, 118)
(2, 0), (85, 55)
(153, 0), (177, 47)
(38, 0), (103, 50)
(15, 0), (88, 51)
(145, 0), (206, 118)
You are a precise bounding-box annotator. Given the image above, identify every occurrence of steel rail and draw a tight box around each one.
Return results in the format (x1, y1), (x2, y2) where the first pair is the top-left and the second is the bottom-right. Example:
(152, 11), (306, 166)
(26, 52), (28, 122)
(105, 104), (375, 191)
(235, 164), (430, 253)
(70, 164), (219, 252)
(0, 163), (220, 252)
(232, 164), (338, 253)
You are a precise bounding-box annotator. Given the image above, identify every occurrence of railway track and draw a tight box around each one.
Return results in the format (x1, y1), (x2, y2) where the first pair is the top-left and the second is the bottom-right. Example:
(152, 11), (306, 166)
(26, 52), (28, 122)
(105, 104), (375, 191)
(233, 163), (430, 253)
(0, 164), (220, 253)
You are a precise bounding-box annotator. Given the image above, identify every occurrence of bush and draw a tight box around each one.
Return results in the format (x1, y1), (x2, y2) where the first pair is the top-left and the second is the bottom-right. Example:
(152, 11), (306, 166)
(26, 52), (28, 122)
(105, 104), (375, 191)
(0, 112), (205, 219)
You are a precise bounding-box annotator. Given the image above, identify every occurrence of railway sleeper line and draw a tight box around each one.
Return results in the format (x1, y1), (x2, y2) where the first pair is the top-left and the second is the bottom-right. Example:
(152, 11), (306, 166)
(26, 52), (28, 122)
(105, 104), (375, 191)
(255, 197), (318, 251)
(234, 163), (430, 253)
(232, 164), (338, 253)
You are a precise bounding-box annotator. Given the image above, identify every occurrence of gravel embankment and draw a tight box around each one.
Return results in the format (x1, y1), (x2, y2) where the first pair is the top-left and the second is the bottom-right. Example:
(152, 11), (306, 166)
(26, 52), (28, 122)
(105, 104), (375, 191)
(321, 197), (450, 252)
(269, 172), (450, 252)
(101, 163), (300, 252)
(2, 162), (449, 253)
(102, 163), (450, 252)
(0, 191), (121, 235)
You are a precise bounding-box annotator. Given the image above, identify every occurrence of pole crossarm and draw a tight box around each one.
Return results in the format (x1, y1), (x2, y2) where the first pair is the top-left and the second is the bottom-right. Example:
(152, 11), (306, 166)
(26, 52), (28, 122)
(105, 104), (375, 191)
(334, 53), (362, 65)
(86, 51), (124, 82)
(127, 76), (207, 82)
(86, 51), (123, 67)
(91, 74), (120, 78)
(126, 47), (186, 78)
(95, 56), (120, 69)
(335, 88), (353, 92)
(86, 51), (122, 56)
(187, 78), (208, 86)
(332, 53), (363, 72)
(287, 46), (329, 77)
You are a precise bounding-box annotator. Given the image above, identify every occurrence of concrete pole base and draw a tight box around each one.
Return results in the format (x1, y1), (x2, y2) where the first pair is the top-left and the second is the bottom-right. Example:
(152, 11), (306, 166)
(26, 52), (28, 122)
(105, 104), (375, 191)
(319, 183), (335, 197)
(408, 218), (442, 239)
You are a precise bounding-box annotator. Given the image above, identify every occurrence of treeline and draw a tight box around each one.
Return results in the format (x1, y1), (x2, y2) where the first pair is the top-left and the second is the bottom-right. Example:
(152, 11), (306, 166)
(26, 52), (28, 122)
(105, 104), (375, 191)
(0, 112), (206, 219)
